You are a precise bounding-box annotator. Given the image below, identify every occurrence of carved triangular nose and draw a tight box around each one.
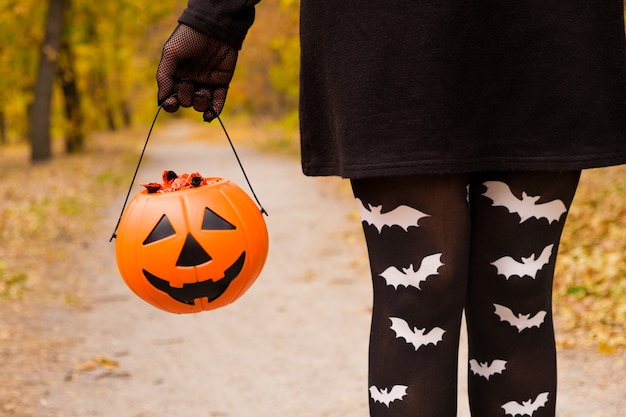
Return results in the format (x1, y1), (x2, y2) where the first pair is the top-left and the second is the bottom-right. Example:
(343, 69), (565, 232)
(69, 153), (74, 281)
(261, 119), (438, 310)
(176, 234), (212, 267)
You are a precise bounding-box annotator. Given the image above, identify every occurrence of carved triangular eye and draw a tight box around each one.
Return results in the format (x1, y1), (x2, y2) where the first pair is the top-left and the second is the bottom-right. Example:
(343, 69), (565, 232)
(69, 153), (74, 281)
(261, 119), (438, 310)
(143, 215), (176, 245)
(202, 208), (236, 230)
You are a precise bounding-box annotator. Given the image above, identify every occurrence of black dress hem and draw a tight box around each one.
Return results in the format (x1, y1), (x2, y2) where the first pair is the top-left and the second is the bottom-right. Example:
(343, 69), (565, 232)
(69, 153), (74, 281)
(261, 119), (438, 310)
(302, 152), (626, 179)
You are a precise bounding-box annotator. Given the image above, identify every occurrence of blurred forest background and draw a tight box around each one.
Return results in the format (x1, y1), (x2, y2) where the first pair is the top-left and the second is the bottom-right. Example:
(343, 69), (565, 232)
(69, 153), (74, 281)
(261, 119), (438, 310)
(0, 0), (624, 364)
(0, 0), (299, 159)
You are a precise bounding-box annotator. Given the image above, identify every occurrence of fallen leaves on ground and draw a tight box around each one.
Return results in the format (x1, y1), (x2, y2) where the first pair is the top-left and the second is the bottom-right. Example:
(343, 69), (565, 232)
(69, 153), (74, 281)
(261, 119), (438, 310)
(555, 166), (626, 352)
(0, 129), (140, 414)
(0, 131), (139, 301)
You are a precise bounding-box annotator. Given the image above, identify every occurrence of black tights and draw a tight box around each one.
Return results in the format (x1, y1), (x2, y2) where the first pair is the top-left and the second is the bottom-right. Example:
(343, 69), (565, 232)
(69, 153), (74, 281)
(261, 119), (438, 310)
(351, 171), (580, 417)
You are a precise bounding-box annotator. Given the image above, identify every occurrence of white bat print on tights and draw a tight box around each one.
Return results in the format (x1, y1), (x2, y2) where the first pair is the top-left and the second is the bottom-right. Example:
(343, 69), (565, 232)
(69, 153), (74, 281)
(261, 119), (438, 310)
(491, 244), (554, 280)
(379, 253), (443, 290)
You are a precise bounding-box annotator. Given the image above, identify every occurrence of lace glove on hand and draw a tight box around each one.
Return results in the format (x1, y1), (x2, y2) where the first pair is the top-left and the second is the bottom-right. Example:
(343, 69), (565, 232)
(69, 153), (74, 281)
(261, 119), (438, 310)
(156, 24), (238, 122)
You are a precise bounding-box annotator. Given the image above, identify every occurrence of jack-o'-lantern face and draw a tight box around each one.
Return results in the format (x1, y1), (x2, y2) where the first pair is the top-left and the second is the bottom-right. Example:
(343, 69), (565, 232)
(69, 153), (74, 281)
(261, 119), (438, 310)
(115, 178), (268, 314)
(141, 208), (245, 305)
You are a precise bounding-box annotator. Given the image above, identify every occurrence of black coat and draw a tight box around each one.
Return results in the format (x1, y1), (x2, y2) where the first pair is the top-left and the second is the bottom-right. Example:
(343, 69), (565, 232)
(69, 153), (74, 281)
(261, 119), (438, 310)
(183, 0), (626, 178)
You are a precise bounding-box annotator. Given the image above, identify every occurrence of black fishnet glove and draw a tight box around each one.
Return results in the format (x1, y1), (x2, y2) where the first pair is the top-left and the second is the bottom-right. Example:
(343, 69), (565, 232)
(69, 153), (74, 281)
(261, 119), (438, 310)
(156, 24), (238, 122)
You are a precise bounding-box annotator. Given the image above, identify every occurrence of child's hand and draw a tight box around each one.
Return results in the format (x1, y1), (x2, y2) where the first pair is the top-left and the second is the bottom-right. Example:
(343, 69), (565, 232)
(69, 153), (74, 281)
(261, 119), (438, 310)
(156, 24), (238, 122)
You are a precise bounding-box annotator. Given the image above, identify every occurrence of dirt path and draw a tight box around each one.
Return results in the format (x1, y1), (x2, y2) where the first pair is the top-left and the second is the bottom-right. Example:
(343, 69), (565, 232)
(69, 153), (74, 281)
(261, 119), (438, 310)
(33, 125), (624, 417)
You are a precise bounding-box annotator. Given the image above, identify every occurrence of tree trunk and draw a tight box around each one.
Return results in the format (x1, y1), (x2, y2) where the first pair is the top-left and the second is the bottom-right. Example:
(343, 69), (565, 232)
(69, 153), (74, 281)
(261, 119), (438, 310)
(106, 108), (117, 131)
(0, 110), (6, 145)
(59, 19), (85, 154)
(29, 0), (66, 162)
(60, 66), (84, 153)
(121, 101), (132, 128)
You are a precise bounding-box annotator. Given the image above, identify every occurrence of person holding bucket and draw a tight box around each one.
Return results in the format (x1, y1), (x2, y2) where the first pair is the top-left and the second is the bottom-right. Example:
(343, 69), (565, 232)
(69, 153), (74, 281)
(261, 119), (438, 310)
(156, 1), (626, 416)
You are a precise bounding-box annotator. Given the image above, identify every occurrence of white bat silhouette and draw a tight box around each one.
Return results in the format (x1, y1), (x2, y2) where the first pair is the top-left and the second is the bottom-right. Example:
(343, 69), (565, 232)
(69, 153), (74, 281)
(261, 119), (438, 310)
(356, 198), (430, 233)
(390, 317), (445, 350)
(502, 391), (550, 417)
(494, 304), (547, 332)
(469, 359), (507, 380)
(369, 384), (408, 407)
(491, 244), (554, 280)
(379, 253), (444, 290)
(482, 181), (567, 224)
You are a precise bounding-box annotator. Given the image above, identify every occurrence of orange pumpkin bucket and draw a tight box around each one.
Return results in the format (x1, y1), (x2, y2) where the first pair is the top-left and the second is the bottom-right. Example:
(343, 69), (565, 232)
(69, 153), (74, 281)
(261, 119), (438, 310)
(110, 111), (268, 314)
(114, 172), (268, 314)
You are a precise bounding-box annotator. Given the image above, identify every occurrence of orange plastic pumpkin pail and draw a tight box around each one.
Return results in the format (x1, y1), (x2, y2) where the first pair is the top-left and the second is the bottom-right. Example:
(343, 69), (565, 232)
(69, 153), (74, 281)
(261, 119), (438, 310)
(115, 177), (268, 314)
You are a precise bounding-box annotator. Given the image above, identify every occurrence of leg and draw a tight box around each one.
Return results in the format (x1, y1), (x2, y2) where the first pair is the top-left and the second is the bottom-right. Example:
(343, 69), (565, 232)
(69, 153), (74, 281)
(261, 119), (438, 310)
(466, 171), (580, 417)
(352, 175), (471, 417)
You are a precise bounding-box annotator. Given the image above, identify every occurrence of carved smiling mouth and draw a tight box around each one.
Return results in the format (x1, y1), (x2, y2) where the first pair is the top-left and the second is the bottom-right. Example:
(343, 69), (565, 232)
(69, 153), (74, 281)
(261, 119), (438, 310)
(143, 252), (246, 305)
